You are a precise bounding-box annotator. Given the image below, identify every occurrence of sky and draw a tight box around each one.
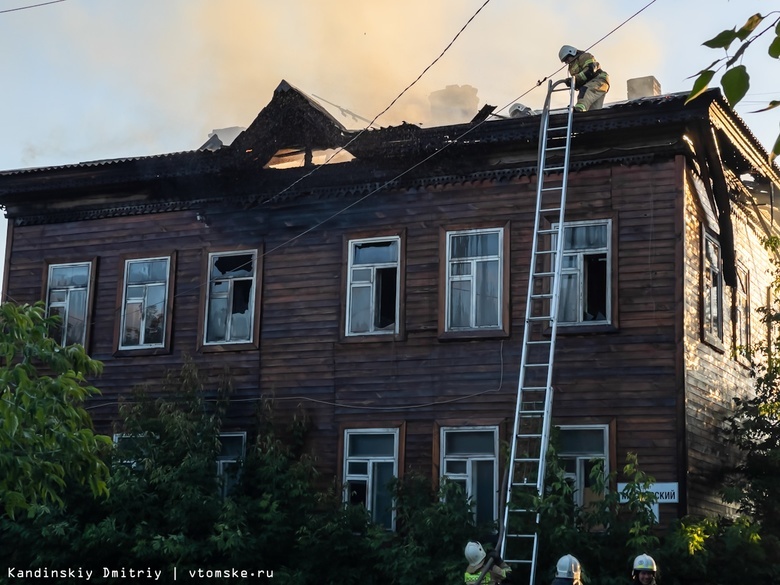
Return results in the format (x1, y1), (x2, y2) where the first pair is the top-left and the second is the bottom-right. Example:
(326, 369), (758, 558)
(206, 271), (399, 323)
(0, 0), (778, 279)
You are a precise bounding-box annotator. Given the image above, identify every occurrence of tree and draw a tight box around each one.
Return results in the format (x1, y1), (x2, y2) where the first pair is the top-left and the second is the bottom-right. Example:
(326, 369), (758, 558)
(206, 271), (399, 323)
(720, 236), (780, 533)
(0, 302), (110, 518)
(687, 11), (780, 161)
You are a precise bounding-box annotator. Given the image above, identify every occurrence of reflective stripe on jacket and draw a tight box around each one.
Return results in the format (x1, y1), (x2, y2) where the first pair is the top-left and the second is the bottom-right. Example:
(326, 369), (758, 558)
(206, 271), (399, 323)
(567, 51), (607, 89)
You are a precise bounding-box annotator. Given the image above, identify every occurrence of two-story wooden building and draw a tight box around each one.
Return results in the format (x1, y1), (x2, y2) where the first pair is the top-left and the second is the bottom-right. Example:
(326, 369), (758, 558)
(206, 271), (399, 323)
(1, 79), (778, 528)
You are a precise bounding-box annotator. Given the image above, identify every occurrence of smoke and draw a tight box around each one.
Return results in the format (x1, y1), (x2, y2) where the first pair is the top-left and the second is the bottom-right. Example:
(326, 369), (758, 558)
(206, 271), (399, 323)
(3, 0), (665, 168)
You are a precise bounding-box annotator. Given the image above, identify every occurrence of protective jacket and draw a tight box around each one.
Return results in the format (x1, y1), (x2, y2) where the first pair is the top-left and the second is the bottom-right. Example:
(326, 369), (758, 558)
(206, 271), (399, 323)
(566, 50), (610, 111)
(464, 561), (511, 584)
(566, 51), (607, 89)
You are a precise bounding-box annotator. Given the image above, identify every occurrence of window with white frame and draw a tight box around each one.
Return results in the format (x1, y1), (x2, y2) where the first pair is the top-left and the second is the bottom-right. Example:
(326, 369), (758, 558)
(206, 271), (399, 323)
(46, 262), (92, 347)
(556, 425), (608, 508)
(556, 220), (611, 325)
(343, 429), (399, 530)
(440, 427), (499, 526)
(205, 251), (257, 344)
(346, 237), (400, 336)
(217, 432), (246, 497)
(446, 229), (502, 331)
(702, 232), (723, 342)
(733, 264), (750, 356)
(112, 433), (151, 470)
(120, 257), (171, 349)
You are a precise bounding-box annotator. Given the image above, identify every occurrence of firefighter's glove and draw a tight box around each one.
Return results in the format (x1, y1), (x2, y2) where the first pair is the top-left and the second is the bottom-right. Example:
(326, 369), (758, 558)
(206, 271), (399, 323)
(563, 78), (572, 88)
(488, 550), (504, 565)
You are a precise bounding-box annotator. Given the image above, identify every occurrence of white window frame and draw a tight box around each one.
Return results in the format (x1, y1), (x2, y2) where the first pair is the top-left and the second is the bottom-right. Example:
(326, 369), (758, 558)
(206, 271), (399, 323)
(217, 432), (246, 497)
(345, 236), (401, 336)
(555, 219), (612, 325)
(556, 424), (609, 508)
(445, 228), (503, 331)
(204, 251), (258, 345)
(733, 264), (750, 356)
(440, 426), (499, 525)
(119, 256), (171, 350)
(343, 428), (399, 530)
(46, 261), (92, 346)
(703, 231), (723, 342)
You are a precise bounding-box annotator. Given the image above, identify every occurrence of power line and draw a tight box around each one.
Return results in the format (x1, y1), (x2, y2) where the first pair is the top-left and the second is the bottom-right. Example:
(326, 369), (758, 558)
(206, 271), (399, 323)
(0, 0), (66, 14)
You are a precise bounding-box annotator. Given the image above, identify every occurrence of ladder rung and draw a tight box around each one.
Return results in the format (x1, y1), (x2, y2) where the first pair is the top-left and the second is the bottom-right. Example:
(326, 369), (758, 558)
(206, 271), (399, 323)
(527, 315), (551, 321)
(532, 270), (554, 277)
(537, 228), (559, 235)
(521, 385), (548, 391)
(516, 433), (542, 438)
(517, 410), (544, 416)
(530, 293), (553, 299)
(545, 165), (565, 172)
(540, 207), (561, 214)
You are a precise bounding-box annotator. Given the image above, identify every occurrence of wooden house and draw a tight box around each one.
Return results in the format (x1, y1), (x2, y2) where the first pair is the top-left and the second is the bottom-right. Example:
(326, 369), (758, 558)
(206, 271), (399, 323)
(1, 79), (778, 528)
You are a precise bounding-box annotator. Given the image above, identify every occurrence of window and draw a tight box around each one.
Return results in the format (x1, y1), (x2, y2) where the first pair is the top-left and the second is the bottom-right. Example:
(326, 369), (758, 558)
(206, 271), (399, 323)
(733, 264), (750, 357)
(702, 232), (723, 342)
(556, 425), (608, 508)
(217, 432), (246, 497)
(556, 220), (611, 325)
(112, 433), (151, 470)
(343, 429), (399, 529)
(119, 257), (171, 349)
(346, 237), (400, 336)
(440, 427), (499, 525)
(445, 228), (503, 331)
(46, 262), (92, 346)
(205, 251), (258, 345)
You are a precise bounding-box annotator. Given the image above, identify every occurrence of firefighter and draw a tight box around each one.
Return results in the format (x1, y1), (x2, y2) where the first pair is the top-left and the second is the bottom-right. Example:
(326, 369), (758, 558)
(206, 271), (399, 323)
(463, 541), (512, 584)
(552, 554), (582, 585)
(558, 45), (610, 111)
(632, 554), (658, 585)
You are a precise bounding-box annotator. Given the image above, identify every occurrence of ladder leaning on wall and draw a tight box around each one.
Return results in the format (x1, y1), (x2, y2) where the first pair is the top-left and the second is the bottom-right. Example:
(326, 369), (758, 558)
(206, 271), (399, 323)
(497, 77), (576, 585)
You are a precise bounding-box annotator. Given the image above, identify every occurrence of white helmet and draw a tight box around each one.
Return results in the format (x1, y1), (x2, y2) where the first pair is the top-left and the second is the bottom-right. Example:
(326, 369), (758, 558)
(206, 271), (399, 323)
(558, 45), (578, 62)
(633, 554), (657, 574)
(556, 554), (582, 580)
(465, 541), (486, 566)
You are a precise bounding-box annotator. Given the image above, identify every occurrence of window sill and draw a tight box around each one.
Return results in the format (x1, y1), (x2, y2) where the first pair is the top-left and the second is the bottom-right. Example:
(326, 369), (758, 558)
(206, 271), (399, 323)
(556, 323), (618, 335)
(701, 333), (725, 353)
(200, 341), (259, 353)
(113, 346), (171, 358)
(340, 332), (405, 343)
(438, 328), (510, 341)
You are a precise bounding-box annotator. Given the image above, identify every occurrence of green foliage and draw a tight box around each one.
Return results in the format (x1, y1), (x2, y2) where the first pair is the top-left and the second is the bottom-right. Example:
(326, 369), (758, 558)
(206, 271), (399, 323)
(0, 301), (110, 518)
(717, 236), (780, 535)
(687, 11), (780, 161)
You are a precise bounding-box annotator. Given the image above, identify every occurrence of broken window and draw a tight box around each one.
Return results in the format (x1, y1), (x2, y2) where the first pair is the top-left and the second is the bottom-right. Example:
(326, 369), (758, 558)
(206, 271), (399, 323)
(556, 220), (611, 325)
(346, 238), (400, 336)
(46, 261), (92, 347)
(120, 257), (170, 349)
(446, 228), (502, 331)
(205, 251), (257, 344)
(702, 232), (723, 342)
(343, 429), (398, 530)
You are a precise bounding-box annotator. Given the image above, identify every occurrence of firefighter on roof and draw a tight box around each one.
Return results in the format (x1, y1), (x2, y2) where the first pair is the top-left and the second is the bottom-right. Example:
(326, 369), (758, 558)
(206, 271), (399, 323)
(558, 45), (610, 112)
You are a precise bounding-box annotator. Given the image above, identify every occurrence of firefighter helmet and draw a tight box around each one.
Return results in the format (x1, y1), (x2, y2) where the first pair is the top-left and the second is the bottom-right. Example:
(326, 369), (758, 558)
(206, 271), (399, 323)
(465, 541), (486, 566)
(558, 45), (578, 62)
(556, 554), (582, 580)
(633, 554), (657, 574)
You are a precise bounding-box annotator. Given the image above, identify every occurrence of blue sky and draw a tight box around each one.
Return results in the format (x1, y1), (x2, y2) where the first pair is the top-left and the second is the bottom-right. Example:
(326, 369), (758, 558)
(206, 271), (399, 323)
(0, 0), (778, 278)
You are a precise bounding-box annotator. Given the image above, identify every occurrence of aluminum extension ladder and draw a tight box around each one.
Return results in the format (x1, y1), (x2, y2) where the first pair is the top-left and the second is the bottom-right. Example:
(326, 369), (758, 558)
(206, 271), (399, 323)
(498, 77), (576, 585)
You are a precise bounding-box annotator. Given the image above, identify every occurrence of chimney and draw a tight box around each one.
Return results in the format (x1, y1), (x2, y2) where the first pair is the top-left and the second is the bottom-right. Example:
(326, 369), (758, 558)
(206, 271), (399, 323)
(627, 76), (661, 100)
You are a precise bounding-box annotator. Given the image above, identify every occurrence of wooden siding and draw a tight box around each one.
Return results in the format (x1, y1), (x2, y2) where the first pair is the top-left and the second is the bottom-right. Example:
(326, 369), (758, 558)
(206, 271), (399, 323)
(682, 169), (774, 518)
(1, 154), (770, 521)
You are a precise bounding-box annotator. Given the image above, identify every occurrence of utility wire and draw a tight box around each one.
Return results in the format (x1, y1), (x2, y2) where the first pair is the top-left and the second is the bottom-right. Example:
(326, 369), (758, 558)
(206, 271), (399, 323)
(8, 0), (661, 415)
(0, 0), (65, 14)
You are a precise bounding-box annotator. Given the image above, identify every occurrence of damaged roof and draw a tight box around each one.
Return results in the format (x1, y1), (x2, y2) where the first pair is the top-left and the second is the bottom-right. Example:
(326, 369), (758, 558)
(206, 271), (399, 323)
(0, 79), (777, 209)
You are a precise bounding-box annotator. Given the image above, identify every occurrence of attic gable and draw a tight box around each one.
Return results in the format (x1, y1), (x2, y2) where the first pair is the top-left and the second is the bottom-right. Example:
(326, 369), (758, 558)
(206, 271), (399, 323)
(231, 80), (353, 167)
